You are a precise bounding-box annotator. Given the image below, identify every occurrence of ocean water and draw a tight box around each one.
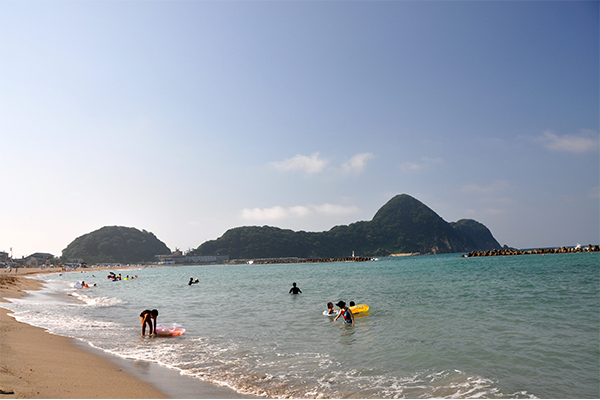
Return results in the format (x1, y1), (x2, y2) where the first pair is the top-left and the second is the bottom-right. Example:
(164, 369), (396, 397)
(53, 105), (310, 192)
(1, 252), (598, 399)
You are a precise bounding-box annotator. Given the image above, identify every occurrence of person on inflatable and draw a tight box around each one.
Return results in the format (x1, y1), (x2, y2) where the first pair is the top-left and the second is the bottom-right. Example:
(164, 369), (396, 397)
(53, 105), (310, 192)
(139, 309), (158, 337)
(334, 301), (354, 326)
(326, 302), (337, 315)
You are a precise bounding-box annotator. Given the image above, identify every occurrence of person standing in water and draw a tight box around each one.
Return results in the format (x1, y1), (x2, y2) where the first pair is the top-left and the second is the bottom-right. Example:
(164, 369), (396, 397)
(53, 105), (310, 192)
(139, 309), (158, 337)
(334, 301), (354, 326)
(289, 282), (302, 294)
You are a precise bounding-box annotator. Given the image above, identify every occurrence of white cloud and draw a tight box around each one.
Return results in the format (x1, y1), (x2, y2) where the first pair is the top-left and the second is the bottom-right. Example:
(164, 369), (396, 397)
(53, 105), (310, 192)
(341, 152), (375, 173)
(269, 152), (328, 174)
(289, 205), (311, 217)
(400, 162), (423, 172)
(312, 203), (360, 216)
(536, 130), (599, 153)
(241, 203), (360, 221)
(241, 206), (287, 220)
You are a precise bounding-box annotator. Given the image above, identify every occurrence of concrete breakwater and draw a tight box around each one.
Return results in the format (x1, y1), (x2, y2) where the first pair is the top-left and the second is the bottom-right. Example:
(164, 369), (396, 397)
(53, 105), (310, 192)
(462, 244), (599, 258)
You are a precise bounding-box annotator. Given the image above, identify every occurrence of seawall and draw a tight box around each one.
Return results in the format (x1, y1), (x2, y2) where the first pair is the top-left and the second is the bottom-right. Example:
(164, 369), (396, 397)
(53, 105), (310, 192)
(462, 244), (599, 258)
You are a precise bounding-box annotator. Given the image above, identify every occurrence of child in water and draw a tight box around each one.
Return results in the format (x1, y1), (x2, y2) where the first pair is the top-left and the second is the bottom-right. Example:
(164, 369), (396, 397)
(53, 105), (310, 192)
(326, 302), (336, 315)
(334, 301), (354, 326)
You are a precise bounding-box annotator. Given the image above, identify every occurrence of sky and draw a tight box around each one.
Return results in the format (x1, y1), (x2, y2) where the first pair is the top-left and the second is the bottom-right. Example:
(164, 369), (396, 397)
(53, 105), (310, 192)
(1, 1), (598, 259)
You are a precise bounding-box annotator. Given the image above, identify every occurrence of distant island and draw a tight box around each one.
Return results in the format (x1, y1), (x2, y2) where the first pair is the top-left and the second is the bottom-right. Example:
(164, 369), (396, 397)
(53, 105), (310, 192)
(61, 226), (171, 264)
(190, 194), (502, 259)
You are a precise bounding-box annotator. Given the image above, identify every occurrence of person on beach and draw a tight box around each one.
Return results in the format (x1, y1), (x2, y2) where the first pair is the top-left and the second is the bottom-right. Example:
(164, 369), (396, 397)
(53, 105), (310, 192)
(289, 282), (302, 294)
(139, 309), (158, 337)
(334, 301), (354, 326)
(326, 302), (336, 315)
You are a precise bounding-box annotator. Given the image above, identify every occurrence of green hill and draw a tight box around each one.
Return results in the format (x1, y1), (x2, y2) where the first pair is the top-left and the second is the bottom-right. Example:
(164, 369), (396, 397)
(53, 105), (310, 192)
(61, 226), (171, 264)
(191, 194), (502, 258)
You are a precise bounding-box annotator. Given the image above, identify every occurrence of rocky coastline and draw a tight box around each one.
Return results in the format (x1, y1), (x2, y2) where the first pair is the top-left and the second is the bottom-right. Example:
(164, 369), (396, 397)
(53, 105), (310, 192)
(462, 244), (599, 258)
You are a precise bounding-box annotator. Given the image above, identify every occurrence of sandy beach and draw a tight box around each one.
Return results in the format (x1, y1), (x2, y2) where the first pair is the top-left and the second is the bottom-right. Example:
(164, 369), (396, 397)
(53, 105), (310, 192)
(0, 269), (169, 399)
(0, 268), (257, 399)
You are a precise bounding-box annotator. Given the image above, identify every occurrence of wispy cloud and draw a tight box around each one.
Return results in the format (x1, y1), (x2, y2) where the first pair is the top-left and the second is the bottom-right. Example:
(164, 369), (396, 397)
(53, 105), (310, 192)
(269, 152), (375, 175)
(460, 180), (515, 216)
(311, 203), (360, 216)
(400, 156), (443, 172)
(535, 130), (599, 153)
(241, 203), (360, 221)
(341, 152), (375, 174)
(400, 162), (423, 172)
(268, 152), (328, 174)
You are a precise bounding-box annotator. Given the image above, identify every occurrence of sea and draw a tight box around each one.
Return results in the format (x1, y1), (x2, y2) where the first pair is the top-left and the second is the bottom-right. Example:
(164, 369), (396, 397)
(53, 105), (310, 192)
(1, 252), (598, 399)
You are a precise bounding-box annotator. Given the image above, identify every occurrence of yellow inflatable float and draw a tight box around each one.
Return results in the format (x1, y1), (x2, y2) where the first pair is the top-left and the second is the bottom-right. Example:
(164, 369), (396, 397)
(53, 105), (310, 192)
(349, 304), (369, 314)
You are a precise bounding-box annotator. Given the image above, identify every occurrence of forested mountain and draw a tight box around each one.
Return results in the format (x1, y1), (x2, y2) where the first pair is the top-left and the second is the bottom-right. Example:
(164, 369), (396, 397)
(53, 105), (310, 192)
(191, 194), (502, 258)
(61, 226), (170, 264)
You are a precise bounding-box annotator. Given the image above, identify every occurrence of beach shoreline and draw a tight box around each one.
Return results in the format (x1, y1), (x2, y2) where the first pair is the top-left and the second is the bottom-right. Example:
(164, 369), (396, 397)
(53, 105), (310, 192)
(0, 269), (258, 399)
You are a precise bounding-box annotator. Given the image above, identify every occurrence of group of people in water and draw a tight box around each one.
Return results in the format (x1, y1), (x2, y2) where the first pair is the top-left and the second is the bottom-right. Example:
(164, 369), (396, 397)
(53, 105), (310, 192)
(325, 301), (355, 326)
(107, 272), (137, 281)
(139, 280), (358, 337)
(289, 282), (356, 326)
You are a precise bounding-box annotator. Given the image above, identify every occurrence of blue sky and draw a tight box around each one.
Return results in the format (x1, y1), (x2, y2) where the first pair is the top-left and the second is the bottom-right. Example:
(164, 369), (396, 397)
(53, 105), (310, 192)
(1, 1), (598, 258)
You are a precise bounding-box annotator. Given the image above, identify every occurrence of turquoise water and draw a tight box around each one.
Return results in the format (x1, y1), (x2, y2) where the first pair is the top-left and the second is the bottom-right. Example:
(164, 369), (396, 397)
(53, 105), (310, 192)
(2, 252), (598, 398)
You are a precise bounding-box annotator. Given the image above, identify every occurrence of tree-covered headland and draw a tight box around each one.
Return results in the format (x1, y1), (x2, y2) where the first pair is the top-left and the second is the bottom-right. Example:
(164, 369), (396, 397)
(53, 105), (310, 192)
(191, 194), (501, 259)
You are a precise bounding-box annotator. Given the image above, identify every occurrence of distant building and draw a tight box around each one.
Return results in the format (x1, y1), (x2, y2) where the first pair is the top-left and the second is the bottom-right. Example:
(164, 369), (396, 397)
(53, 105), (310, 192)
(154, 254), (229, 265)
(24, 252), (55, 267)
(185, 255), (229, 264)
(0, 251), (8, 263)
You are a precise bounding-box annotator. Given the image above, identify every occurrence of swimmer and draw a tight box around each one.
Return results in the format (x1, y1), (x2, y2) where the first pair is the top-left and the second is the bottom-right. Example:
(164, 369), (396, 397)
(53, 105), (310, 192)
(139, 309), (158, 337)
(326, 302), (336, 315)
(289, 282), (302, 294)
(188, 278), (199, 285)
(334, 301), (354, 326)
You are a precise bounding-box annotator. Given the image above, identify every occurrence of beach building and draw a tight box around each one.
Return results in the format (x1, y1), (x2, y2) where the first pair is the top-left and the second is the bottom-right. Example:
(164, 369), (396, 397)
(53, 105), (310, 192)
(155, 253), (229, 265)
(24, 252), (55, 267)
